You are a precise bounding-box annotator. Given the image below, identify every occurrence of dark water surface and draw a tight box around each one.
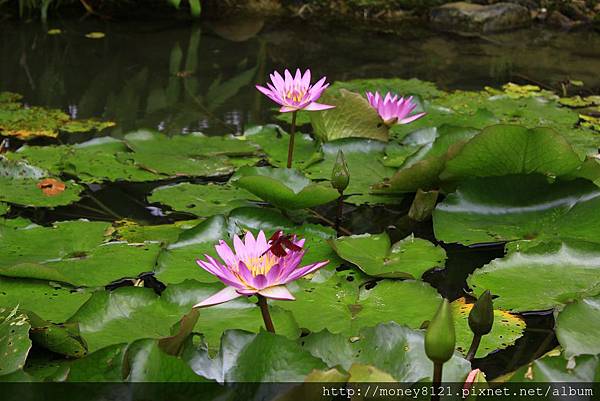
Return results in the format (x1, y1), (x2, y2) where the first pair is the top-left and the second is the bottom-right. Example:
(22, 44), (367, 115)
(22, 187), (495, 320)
(1, 17), (595, 379)
(2, 18), (600, 136)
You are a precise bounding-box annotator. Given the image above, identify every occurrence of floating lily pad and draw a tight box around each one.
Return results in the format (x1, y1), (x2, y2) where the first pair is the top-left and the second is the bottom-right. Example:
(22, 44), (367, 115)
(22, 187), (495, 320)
(509, 349), (600, 382)
(468, 241), (600, 312)
(310, 89), (389, 142)
(302, 322), (470, 382)
(555, 295), (600, 357)
(0, 242), (162, 287)
(123, 130), (257, 178)
(0, 307), (31, 376)
(330, 232), (446, 279)
(0, 203), (8, 216)
(149, 182), (259, 217)
(304, 139), (397, 205)
(232, 166), (339, 209)
(451, 298), (525, 359)
(244, 125), (320, 169)
(0, 277), (91, 323)
(331, 78), (443, 100)
(185, 330), (325, 383)
(433, 175), (600, 245)
(0, 93), (114, 140)
(441, 125), (582, 180)
(26, 311), (87, 358)
(69, 282), (299, 353)
(10, 137), (159, 183)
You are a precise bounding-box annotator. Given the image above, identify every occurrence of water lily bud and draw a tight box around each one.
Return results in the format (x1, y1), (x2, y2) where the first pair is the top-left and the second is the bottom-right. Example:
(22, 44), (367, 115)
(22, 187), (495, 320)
(425, 299), (456, 364)
(468, 290), (494, 336)
(331, 150), (349, 193)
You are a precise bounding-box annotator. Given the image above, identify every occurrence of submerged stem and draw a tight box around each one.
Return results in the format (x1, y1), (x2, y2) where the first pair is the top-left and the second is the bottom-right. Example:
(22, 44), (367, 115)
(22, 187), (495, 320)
(431, 362), (443, 401)
(286, 111), (298, 168)
(466, 334), (482, 362)
(257, 294), (275, 333)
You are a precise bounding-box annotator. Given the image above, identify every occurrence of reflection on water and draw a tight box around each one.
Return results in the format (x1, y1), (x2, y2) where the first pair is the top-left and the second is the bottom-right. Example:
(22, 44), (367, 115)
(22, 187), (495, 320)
(1, 18), (599, 136)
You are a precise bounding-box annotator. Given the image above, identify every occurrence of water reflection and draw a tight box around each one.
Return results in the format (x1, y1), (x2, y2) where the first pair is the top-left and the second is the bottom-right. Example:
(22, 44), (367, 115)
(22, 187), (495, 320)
(1, 19), (599, 136)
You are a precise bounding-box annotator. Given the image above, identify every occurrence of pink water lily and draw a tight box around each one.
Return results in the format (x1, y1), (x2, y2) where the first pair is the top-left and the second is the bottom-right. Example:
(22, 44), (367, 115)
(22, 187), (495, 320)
(366, 91), (426, 125)
(193, 230), (329, 308)
(256, 68), (335, 113)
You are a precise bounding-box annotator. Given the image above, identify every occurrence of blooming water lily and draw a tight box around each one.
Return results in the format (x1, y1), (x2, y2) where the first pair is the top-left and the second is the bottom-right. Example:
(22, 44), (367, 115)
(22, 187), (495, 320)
(366, 91), (426, 126)
(256, 68), (334, 167)
(194, 230), (329, 332)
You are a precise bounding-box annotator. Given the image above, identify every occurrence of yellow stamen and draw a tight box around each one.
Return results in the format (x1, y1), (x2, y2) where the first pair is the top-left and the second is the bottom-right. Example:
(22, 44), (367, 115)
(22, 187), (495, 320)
(243, 253), (279, 277)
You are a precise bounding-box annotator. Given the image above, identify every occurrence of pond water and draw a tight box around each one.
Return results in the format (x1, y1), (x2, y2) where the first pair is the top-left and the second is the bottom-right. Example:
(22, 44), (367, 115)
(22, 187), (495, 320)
(2, 17), (598, 380)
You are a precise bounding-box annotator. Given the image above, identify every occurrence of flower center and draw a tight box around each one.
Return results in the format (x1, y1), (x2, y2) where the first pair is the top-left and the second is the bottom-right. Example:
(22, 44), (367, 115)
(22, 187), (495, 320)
(244, 253), (279, 277)
(284, 85), (307, 104)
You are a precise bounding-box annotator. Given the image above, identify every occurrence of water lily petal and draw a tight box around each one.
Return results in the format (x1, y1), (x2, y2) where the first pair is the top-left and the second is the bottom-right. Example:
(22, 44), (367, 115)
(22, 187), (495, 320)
(285, 260), (329, 282)
(301, 69), (311, 88)
(215, 240), (238, 267)
(194, 286), (242, 308)
(399, 112), (426, 124)
(256, 230), (268, 254)
(279, 105), (298, 113)
(304, 102), (335, 111)
(258, 285), (296, 301)
(253, 274), (268, 289)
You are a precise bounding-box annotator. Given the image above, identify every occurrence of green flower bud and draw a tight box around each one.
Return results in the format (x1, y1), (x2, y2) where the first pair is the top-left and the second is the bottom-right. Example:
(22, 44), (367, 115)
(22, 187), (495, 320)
(425, 299), (456, 364)
(331, 150), (349, 193)
(468, 290), (494, 336)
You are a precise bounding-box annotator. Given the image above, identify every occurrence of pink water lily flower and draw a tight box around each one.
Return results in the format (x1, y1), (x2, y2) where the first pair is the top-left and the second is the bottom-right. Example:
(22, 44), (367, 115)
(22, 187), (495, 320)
(193, 230), (329, 308)
(366, 91), (426, 125)
(256, 68), (335, 113)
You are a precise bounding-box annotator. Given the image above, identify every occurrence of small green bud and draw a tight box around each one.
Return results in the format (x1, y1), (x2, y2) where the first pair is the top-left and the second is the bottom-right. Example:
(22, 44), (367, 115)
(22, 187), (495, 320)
(468, 290), (494, 336)
(331, 150), (349, 192)
(425, 299), (456, 364)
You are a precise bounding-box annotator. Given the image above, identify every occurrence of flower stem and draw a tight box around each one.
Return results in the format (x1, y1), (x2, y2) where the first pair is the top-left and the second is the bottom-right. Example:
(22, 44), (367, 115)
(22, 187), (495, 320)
(257, 294), (275, 333)
(287, 111), (298, 168)
(335, 191), (344, 236)
(466, 334), (482, 362)
(431, 362), (443, 401)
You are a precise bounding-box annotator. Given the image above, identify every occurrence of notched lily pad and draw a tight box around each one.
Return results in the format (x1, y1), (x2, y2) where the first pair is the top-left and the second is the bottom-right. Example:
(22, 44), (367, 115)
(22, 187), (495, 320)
(231, 166), (339, 209)
(330, 232), (446, 279)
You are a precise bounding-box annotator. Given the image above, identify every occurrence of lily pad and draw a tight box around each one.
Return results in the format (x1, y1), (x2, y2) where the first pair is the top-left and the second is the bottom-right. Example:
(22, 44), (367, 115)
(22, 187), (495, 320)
(304, 139), (397, 205)
(122, 130), (257, 178)
(468, 241), (600, 312)
(433, 175), (600, 245)
(149, 182), (259, 217)
(310, 89), (389, 142)
(331, 78), (443, 100)
(302, 322), (470, 382)
(232, 166), (339, 210)
(509, 349), (600, 382)
(26, 311), (88, 358)
(0, 277), (91, 323)
(451, 298), (525, 359)
(555, 295), (600, 357)
(0, 203), (8, 216)
(244, 125), (320, 169)
(330, 232), (446, 279)
(0, 307), (31, 376)
(185, 330), (325, 383)
(441, 125), (582, 180)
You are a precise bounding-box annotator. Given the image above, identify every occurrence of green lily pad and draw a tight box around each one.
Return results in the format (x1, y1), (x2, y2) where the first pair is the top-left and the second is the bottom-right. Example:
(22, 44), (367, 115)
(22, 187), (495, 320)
(69, 281), (299, 353)
(109, 219), (197, 244)
(232, 166), (339, 210)
(451, 298), (525, 359)
(26, 311), (88, 358)
(441, 125), (582, 180)
(0, 203), (8, 216)
(244, 125), (320, 169)
(149, 182), (259, 217)
(555, 295), (600, 357)
(0, 242), (162, 287)
(331, 78), (443, 100)
(433, 175), (600, 245)
(10, 137), (159, 183)
(310, 89), (389, 142)
(468, 241), (600, 312)
(0, 277), (91, 323)
(304, 139), (397, 205)
(64, 343), (128, 381)
(302, 322), (470, 382)
(0, 307), (31, 376)
(122, 130), (257, 178)
(509, 349), (600, 382)
(330, 232), (446, 279)
(185, 330), (326, 383)
(126, 339), (205, 382)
